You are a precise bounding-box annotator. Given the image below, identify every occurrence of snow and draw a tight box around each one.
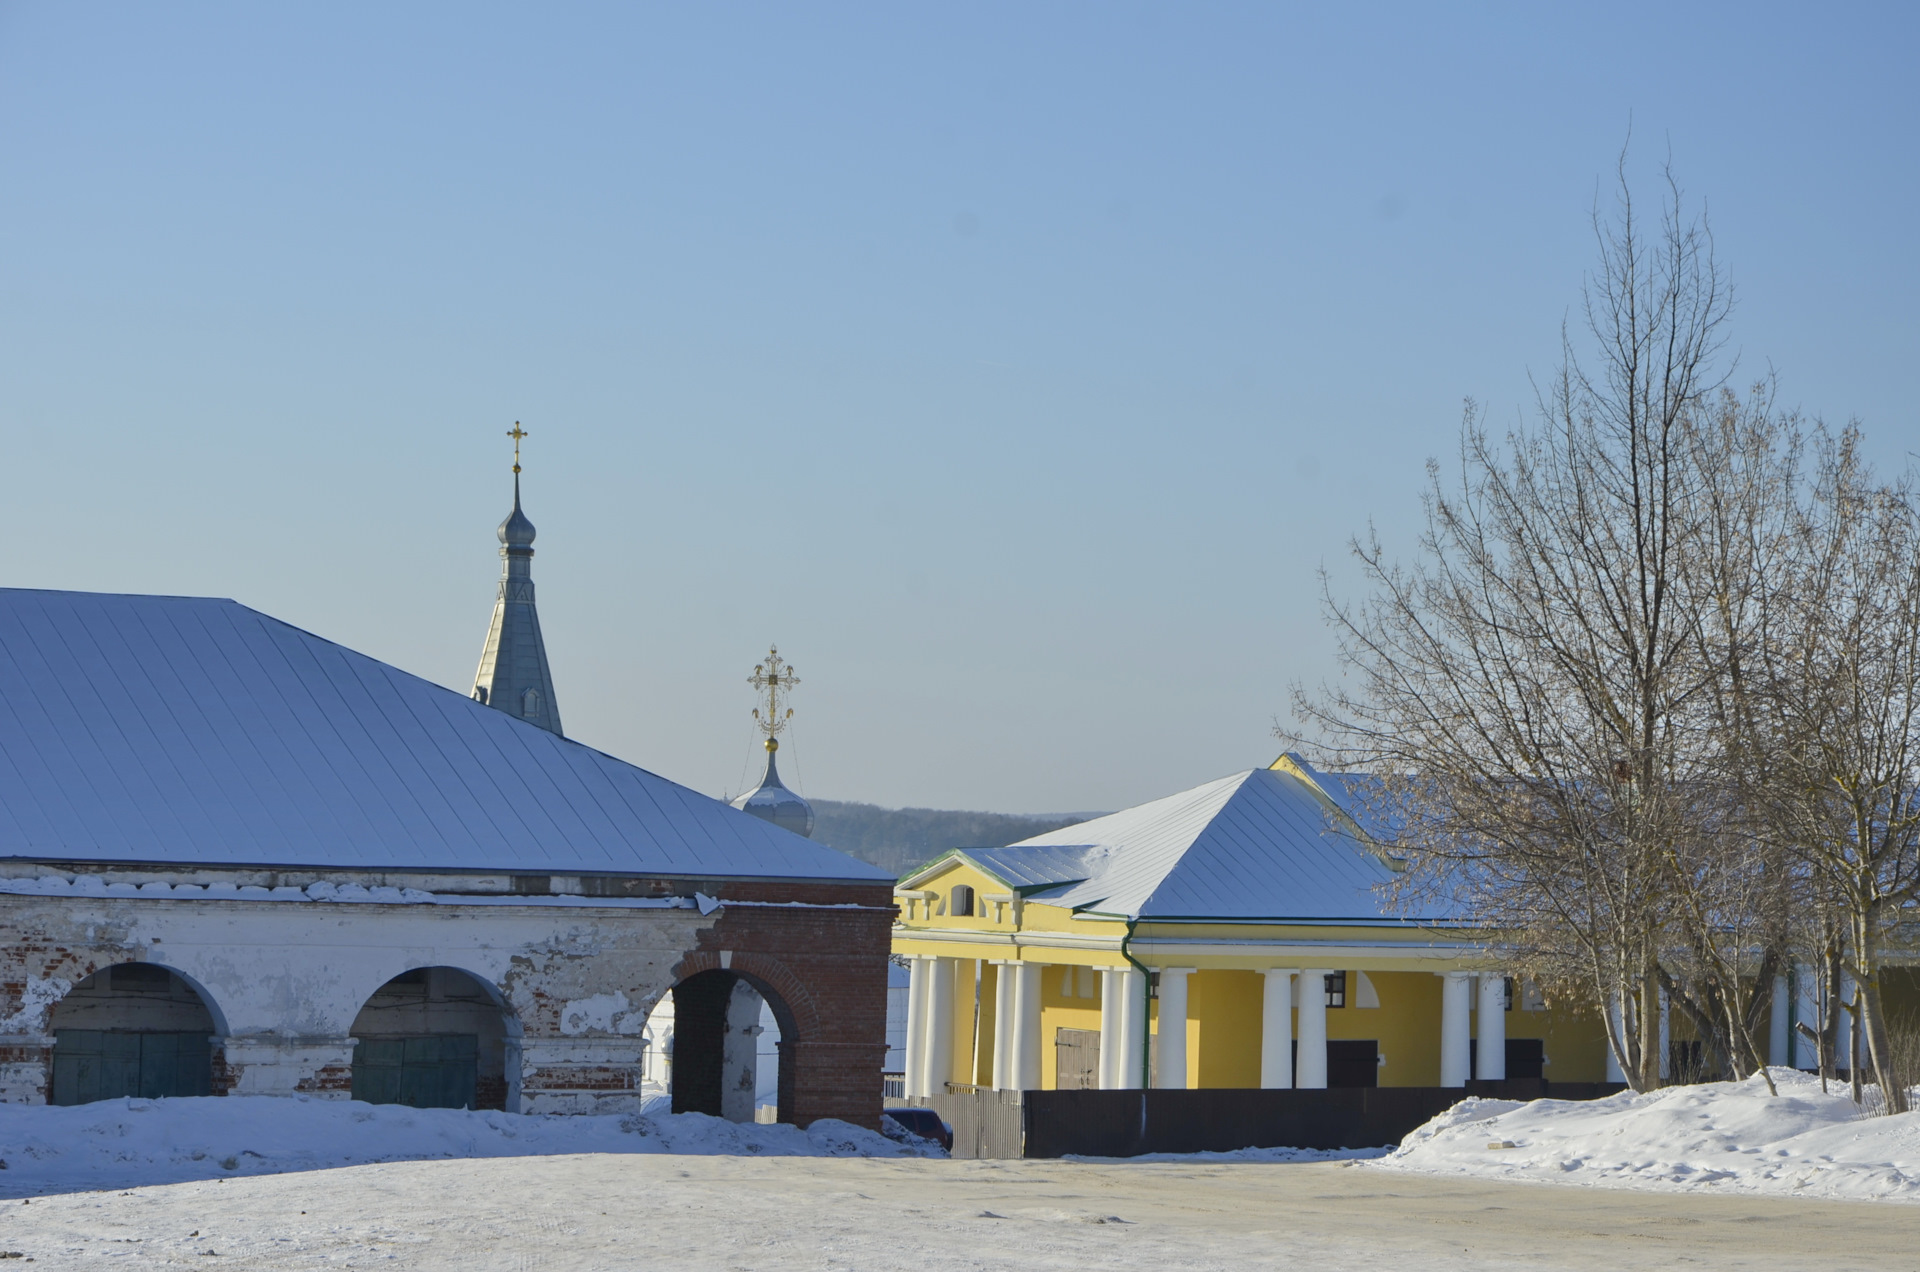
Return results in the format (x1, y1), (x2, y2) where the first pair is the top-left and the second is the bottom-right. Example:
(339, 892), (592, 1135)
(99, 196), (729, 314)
(1375, 1068), (1920, 1202)
(0, 1096), (939, 1197)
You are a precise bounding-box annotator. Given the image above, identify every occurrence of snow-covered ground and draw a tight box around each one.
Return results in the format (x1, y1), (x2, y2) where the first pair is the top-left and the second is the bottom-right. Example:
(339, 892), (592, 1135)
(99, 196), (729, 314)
(1376, 1068), (1920, 1202)
(0, 1096), (938, 1197)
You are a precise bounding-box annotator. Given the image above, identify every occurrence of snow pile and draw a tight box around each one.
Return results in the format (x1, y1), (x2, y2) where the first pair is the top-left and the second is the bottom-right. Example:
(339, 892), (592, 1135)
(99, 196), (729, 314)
(0, 1096), (940, 1196)
(1376, 1069), (1920, 1202)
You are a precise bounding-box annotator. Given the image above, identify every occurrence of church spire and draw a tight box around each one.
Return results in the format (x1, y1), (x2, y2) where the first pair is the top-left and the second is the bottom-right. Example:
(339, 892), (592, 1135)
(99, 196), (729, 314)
(471, 423), (563, 735)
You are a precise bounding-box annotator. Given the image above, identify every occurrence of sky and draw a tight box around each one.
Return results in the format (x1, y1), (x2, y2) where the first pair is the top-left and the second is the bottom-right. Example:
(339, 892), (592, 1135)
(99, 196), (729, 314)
(1, 3), (1914, 814)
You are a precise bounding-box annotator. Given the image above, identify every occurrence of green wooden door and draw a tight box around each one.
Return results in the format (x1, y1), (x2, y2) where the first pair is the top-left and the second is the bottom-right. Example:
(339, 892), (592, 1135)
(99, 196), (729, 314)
(51, 1031), (212, 1105)
(352, 1035), (479, 1109)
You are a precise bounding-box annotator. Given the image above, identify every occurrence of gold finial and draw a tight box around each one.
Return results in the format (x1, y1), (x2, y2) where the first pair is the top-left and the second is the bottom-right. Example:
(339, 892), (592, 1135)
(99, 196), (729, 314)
(748, 645), (798, 749)
(507, 422), (528, 474)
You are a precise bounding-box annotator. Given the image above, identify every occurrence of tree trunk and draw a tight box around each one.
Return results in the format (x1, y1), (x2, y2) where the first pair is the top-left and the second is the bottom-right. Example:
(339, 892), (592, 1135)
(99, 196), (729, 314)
(1853, 916), (1909, 1114)
(1639, 963), (1664, 1091)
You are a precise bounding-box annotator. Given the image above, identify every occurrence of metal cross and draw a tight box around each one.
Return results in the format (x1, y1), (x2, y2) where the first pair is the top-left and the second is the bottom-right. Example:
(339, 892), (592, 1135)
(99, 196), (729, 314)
(749, 646), (799, 740)
(508, 422), (528, 474)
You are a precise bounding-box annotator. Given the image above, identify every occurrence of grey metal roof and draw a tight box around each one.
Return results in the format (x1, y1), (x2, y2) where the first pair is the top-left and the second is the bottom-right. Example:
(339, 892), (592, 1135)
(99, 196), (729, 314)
(0, 588), (890, 881)
(969, 767), (1420, 921)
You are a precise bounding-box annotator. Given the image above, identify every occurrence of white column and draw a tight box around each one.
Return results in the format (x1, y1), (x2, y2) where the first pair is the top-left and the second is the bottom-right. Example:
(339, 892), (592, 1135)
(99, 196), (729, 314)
(1116, 967), (1145, 1090)
(1014, 962), (1044, 1090)
(904, 957), (929, 1098)
(1657, 988), (1670, 1080)
(1260, 969), (1295, 1090)
(1154, 968), (1193, 1090)
(1838, 971), (1857, 1074)
(1605, 991), (1625, 1083)
(1793, 963), (1818, 1069)
(1475, 975), (1506, 1081)
(1769, 974), (1790, 1068)
(924, 958), (954, 1098)
(1296, 969), (1329, 1089)
(1098, 968), (1122, 1089)
(991, 962), (1014, 1091)
(1439, 972), (1471, 1087)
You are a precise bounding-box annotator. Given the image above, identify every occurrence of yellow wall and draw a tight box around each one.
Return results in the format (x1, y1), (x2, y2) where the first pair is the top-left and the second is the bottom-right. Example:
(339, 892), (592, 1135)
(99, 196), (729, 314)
(1190, 970), (1261, 1088)
(1037, 963), (1104, 1089)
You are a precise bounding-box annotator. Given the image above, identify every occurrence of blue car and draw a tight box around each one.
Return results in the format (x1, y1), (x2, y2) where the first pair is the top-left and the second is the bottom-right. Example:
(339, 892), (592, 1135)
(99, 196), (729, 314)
(887, 1107), (953, 1152)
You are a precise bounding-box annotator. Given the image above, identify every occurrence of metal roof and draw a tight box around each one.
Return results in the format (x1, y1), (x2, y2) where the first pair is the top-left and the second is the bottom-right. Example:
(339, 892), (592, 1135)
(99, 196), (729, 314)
(954, 767), (1423, 921)
(0, 588), (890, 882)
(927, 843), (1112, 892)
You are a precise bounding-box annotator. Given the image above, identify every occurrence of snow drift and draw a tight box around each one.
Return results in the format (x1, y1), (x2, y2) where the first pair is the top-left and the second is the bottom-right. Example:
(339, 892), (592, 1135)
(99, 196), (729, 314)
(1376, 1068), (1920, 1202)
(0, 1096), (940, 1196)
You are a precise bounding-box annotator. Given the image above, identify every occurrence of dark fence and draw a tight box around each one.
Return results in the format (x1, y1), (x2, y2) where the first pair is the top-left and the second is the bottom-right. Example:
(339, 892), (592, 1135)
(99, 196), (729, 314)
(894, 1081), (1625, 1159)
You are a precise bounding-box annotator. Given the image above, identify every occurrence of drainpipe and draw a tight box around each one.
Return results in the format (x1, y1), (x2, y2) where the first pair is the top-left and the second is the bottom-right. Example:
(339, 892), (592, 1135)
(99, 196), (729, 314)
(1122, 917), (1152, 1089)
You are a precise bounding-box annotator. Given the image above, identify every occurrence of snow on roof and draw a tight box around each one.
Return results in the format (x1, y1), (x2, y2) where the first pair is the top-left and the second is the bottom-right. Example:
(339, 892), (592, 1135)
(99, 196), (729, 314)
(0, 588), (890, 882)
(960, 766), (1414, 921)
(929, 843), (1111, 892)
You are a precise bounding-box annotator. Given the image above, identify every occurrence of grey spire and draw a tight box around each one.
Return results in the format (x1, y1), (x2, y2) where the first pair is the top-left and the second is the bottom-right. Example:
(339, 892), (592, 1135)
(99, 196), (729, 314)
(471, 472), (563, 735)
(731, 740), (815, 838)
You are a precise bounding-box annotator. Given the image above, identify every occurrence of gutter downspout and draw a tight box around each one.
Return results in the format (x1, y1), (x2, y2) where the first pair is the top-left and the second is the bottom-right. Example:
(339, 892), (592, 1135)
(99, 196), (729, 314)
(1122, 916), (1152, 1089)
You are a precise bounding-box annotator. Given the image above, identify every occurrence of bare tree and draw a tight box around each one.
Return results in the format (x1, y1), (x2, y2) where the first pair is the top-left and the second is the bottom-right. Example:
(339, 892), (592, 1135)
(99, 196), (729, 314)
(1290, 155), (1799, 1093)
(1756, 431), (1920, 1112)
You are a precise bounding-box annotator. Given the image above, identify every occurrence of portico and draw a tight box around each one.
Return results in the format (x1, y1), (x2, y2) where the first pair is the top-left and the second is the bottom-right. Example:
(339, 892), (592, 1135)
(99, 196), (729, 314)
(895, 756), (1612, 1097)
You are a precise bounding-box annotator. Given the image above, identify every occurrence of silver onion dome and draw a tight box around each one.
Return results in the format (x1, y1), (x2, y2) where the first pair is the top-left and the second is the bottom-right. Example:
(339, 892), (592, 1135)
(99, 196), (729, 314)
(498, 477), (536, 549)
(731, 739), (815, 838)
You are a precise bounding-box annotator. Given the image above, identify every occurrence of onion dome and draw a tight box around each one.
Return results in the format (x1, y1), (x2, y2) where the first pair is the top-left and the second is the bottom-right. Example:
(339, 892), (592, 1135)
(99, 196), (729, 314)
(731, 738), (816, 838)
(498, 476), (536, 550)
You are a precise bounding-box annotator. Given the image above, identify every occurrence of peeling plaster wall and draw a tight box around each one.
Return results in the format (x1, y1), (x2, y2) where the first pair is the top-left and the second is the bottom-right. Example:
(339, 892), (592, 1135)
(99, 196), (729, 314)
(0, 894), (715, 1112)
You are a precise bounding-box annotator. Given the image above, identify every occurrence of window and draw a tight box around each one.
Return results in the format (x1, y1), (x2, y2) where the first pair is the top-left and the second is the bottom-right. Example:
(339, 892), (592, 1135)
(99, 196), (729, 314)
(1325, 971), (1347, 1008)
(1518, 978), (1546, 1012)
(950, 884), (974, 917)
(520, 687), (542, 718)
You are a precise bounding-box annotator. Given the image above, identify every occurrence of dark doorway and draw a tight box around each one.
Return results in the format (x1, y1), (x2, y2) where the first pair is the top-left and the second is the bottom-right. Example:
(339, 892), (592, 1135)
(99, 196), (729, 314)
(1326, 1040), (1378, 1088)
(349, 968), (513, 1110)
(49, 964), (218, 1105)
(668, 969), (792, 1123)
(1506, 1038), (1546, 1080)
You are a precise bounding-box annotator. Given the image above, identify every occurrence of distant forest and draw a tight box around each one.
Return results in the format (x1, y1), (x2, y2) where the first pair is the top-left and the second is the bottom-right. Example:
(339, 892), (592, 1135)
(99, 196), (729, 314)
(810, 800), (1100, 879)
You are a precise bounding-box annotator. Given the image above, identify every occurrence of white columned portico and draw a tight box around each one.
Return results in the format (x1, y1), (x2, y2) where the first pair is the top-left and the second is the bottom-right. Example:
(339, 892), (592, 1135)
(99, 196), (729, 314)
(1098, 968), (1122, 1089)
(1768, 974), (1791, 1067)
(1475, 974), (1506, 1081)
(1838, 971), (1857, 1074)
(1154, 968), (1194, 1090)
(924, 957), (955, 1098)
(992, 961), (1015, 1091)
(1439, 972), (1471, 1087)
(904, 956), (930, 1098)
(1116, 966), (1145, 1089)
(1658, 988), (1670, 1080)
(1605, 991), (1626, 1082)
(1259, 969), (1295, 1089)
(1010, 961), (1044, 1091)
(1793, 963), (1818, 1069)
(1295, 969), (1329, 1089)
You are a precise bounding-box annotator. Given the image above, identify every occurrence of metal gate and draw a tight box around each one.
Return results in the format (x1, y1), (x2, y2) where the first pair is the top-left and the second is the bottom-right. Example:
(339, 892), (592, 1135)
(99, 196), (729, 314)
(351, 1035), (480, 1109)
(51, 1030), (212, 1105)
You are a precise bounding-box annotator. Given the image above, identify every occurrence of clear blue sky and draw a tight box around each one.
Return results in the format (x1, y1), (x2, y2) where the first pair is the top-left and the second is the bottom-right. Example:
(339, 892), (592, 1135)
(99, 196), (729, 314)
(2, 3), (1913, 813)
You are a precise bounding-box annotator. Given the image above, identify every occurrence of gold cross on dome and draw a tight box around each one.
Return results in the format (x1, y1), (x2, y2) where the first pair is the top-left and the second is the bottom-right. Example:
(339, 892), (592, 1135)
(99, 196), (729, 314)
(508, 422), (528, 474)
(749, 646), (799, 742)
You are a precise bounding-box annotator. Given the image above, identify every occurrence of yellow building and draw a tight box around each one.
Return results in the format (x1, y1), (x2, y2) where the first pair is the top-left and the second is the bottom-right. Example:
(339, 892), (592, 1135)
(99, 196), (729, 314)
(893, 755), (1614, 1096)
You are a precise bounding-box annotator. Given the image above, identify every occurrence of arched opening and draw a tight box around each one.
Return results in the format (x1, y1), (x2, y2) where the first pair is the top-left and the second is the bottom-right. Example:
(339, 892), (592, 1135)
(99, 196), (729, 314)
(663, 970), (792, 1123)
(348, 967), (517, 1111)
(48, 963), (221, 1105)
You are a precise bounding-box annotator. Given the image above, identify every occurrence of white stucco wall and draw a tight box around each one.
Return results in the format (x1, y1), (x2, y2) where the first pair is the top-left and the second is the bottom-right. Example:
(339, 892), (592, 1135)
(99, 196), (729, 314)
(0, 891), (718, 1113)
